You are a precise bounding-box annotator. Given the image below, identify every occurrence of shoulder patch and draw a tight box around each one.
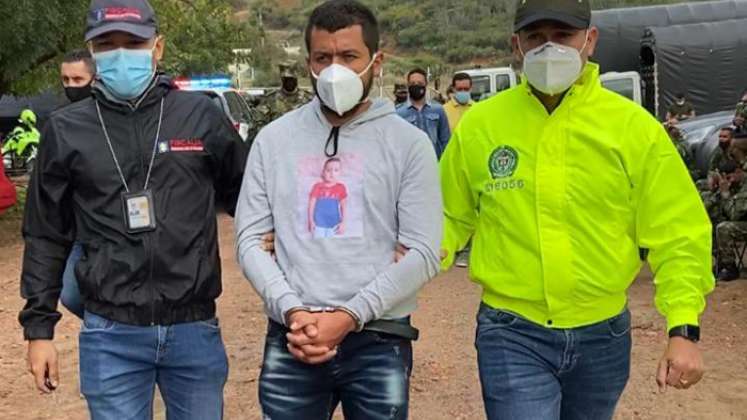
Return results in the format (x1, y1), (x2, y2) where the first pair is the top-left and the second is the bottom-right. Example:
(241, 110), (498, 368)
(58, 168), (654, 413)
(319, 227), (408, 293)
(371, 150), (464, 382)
(489, 145), (519, 179)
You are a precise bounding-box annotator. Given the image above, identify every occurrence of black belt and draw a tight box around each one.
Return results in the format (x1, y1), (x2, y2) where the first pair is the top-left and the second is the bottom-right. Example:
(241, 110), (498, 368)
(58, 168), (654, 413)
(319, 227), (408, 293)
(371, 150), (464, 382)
(364, 319), (419, 341)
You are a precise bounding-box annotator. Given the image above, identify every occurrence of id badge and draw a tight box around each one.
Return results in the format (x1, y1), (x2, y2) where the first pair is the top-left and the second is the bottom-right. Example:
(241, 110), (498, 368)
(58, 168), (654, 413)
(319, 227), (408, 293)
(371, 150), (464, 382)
(122, 190), (157, 233)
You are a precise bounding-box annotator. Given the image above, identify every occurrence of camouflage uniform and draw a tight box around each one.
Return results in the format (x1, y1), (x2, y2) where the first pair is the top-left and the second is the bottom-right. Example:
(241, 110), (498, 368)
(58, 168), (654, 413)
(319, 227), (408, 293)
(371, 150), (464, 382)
(736, 101), (746, 121)
(255, 63), (313, 128)
(735, 101), (747, 136)
(667, 100), (695, 121)
(667, 124), (698, 180)
(709, 147), (728, 174)
(393, 83), (408, 109)
(715, 178), (747, 266)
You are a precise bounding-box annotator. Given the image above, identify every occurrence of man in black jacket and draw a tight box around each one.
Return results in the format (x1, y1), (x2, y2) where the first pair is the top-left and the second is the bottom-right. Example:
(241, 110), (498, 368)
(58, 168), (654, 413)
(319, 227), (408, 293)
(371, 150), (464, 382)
(19, 1), (247, 418)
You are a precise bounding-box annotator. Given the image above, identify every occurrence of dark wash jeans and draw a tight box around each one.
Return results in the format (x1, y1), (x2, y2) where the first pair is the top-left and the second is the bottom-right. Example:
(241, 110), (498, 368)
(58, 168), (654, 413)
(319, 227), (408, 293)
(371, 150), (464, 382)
(60, 242), (84, 318)
(79, 311), (229, 420)
(259, 318), (413, 420)
(475, 303), (632, 420)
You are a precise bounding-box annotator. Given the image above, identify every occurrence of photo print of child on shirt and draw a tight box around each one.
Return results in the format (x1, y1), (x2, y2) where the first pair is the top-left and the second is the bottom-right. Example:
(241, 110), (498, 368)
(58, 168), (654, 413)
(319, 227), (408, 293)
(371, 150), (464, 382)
(297, 153), (364, 239)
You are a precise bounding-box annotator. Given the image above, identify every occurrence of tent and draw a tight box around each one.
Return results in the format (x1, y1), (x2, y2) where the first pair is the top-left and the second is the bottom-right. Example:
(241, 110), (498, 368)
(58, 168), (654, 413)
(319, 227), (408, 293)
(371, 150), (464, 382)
(640, 18), (747, 118)
(591, 0), (747, 73)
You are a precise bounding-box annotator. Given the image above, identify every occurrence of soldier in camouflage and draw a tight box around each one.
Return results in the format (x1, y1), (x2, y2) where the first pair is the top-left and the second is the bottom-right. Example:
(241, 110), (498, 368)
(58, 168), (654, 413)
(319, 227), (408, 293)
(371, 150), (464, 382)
(665, 119), (698, 180)
(701, 160), (739, 225)
(710, 127), (736, 173)
(713, 133), (747, 281)
(255, 62), (314, 128)
(734, 90), (747, 136)
(393, 83), (408, 108)
(697, 127), (738, 192)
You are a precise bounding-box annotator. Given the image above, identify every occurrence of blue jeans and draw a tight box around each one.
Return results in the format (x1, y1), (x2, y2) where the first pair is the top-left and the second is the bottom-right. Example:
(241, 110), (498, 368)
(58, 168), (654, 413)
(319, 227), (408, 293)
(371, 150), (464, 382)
(259, 319), (413, 420)
(79, 311), (229, 420)
(475, 304), (631, 420)
(60, 243), (84, 318)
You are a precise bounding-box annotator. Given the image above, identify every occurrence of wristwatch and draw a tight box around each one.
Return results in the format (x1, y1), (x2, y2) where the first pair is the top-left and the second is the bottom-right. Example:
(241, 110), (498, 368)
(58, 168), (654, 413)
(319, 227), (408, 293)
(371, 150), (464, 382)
(668, 325), (700, 343)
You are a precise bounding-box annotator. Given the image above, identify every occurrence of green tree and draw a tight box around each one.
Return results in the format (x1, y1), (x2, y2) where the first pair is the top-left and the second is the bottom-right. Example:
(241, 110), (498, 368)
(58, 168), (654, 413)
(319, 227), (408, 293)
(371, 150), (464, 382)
(155, 0), (257, 76)
(0, 0), (88, 96)
(0, 0), (257, 97)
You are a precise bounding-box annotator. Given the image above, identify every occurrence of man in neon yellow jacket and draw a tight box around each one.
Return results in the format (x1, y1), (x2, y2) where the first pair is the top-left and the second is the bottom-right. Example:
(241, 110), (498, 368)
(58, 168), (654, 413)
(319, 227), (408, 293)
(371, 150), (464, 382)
(440, 1), (714, 419)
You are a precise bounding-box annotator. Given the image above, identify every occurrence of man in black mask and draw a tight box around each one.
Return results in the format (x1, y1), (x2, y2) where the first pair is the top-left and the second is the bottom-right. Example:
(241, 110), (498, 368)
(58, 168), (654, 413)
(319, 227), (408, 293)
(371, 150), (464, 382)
(396, 68), (451, 159)
(61, 49), (96, 103)
(55, 49), (98, 322)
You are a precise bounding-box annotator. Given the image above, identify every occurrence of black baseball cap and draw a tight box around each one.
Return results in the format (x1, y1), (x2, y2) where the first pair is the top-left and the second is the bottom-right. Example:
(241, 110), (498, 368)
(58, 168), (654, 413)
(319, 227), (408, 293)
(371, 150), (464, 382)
(514, 0), (591, 32)
(85, 0), (158, 42)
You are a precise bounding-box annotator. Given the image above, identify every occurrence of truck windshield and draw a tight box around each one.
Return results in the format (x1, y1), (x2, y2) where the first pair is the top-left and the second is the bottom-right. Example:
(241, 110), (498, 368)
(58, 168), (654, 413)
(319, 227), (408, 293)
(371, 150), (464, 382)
(472, 76), (491, 102)
(496, 74), (511, 92)
(602, 78), (635, 102)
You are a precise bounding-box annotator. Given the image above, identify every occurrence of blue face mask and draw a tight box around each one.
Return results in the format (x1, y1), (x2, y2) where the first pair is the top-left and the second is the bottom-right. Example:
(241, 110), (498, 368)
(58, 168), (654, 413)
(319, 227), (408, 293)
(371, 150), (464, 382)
(455, 91), (472, 105)
(94, 47), (155, 100)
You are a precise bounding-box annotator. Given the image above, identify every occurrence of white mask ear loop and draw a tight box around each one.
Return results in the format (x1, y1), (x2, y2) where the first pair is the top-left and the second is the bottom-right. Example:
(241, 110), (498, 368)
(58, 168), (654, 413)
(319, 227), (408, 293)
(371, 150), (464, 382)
(517, 37), (526, 59)
(578, 30), (590, 57)
(357, 53), (379, 104)
(357, 52), (379, 77)
(310, 52), (379, 80)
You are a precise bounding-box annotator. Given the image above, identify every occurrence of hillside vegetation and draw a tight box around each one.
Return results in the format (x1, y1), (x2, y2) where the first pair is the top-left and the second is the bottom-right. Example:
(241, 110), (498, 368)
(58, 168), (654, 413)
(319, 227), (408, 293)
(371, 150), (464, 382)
(243, 0), (702, 80)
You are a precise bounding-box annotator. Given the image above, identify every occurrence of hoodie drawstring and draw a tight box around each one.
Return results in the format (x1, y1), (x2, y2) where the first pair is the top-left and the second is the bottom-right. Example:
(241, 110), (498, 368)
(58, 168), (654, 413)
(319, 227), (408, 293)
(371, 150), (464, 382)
(325, 126), (341, 157)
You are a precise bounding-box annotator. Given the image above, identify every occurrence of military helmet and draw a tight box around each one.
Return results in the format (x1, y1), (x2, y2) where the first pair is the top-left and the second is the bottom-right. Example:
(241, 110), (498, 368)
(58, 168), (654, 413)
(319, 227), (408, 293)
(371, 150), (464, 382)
(19, 109), (37, 126)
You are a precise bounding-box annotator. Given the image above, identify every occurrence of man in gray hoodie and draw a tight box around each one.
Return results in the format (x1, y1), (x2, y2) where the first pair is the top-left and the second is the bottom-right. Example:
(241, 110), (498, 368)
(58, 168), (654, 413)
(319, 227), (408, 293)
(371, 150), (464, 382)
(235, 1), (442, 419)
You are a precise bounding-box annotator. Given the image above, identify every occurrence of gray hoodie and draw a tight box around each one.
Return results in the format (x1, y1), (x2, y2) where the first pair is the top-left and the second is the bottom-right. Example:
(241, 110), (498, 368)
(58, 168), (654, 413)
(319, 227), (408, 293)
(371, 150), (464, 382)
(235, 98), (442, 326)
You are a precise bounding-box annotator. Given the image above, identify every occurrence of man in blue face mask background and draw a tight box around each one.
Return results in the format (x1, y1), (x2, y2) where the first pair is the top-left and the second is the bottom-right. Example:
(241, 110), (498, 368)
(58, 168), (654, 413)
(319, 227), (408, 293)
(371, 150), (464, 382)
(443, 72), (474, 133)
(19, 0), (248, 418)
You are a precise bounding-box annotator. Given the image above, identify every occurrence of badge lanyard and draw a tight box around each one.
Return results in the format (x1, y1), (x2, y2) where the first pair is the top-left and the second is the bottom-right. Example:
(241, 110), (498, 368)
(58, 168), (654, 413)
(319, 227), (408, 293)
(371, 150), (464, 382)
(95, 98), (164, 233)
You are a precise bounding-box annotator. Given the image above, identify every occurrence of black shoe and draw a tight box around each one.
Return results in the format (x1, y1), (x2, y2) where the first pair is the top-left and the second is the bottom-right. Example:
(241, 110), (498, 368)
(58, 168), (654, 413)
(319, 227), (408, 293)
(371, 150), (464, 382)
(718, 264), (740, 282)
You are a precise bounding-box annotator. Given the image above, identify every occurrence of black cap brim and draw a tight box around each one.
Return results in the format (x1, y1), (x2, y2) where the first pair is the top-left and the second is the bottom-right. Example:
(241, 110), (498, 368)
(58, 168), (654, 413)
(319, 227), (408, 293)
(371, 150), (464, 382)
(514, 11), (589, 33)
(85, 22), (156, 42)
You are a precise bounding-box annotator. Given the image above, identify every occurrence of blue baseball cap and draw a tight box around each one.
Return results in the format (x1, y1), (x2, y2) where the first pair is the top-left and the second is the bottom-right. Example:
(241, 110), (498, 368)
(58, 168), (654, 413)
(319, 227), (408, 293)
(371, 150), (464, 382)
(85, 0), (158, 42)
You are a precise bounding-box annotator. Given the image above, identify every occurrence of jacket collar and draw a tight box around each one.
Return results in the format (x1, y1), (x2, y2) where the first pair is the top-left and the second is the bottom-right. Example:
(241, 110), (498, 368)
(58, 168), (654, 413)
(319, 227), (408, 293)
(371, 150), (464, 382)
(405, 100), (433, 111)
(93, 73), (174, 113)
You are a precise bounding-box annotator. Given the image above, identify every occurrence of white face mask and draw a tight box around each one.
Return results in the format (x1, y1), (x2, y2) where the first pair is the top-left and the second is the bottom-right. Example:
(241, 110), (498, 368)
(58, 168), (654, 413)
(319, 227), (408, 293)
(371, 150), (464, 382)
(520, 34), (587, 96)
(311, 54), (377, 116)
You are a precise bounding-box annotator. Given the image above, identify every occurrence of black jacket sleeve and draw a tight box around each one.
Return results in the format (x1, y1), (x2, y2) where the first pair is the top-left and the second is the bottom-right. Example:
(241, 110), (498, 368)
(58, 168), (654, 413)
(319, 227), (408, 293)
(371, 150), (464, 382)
(204, 103), (249, 217)
(18, 118), (74, 340)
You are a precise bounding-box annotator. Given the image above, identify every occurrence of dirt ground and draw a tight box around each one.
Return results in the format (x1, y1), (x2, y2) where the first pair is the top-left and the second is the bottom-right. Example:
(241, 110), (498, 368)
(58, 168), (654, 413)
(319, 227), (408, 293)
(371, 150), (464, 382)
(1, 213), (746, 420)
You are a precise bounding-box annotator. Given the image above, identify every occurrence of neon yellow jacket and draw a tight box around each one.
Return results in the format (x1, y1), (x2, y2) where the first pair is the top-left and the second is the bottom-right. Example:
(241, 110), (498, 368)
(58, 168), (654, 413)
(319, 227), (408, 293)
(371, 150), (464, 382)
(440, 63), (714, 331)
